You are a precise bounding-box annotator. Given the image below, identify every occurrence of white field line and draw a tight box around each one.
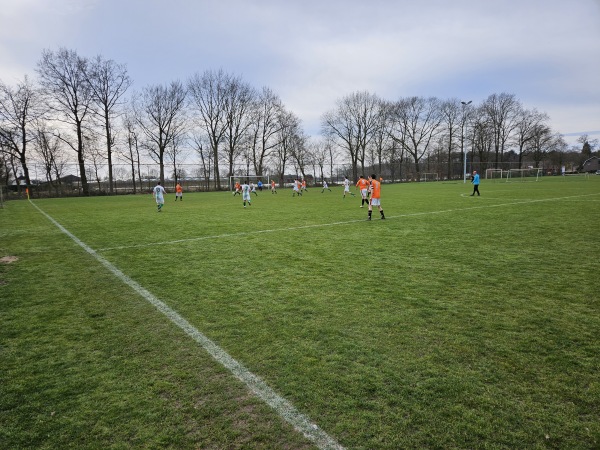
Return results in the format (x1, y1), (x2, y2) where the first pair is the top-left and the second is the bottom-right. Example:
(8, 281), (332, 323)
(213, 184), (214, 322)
(29, 200), (345, 450)
(98, 192), (600, 253)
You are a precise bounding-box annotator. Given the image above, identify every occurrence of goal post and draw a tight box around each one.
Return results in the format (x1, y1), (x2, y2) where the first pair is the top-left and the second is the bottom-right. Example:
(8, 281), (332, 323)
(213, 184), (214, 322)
(419, 173), (439, 182)
(506, 168), (542, 182)
(229, 173), (269, 191)
(485, 168), (505, 180)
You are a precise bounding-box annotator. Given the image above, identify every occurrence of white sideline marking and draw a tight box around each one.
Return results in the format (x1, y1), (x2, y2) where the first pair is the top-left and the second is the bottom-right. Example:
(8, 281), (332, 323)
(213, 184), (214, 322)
(99, 219), (367, 251)
(98, 192), (600, 252)
(29, 200), (345, 450)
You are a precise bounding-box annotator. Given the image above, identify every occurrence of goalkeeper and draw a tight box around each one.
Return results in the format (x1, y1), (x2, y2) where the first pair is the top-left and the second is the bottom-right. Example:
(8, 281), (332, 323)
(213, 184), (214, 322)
(470, 171), (480, 196)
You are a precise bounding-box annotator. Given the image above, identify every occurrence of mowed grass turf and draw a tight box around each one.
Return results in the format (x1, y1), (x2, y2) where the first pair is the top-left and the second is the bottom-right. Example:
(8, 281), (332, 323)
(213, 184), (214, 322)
(1, 176), (599, 449)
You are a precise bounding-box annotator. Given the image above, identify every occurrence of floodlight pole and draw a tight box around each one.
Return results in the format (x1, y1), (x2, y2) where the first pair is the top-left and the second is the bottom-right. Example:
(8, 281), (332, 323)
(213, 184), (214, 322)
(461, 101), (472, 183)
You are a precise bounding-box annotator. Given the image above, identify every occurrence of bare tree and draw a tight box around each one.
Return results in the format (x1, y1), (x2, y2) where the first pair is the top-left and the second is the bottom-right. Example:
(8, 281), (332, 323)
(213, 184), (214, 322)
(384, 133), (405, 182)
(121, 110), (142, 193)
(307, 138), (327, 183)
(272, 109), (301, 184)
(222, 76), (255, 178)
(471, 112), (494, 169)
(37, 48), (94, 195)
(325, 137), (338, 182)
(2, 149), (21, 189)
(83, 132), (105, 192)
(528, 124), (556, 168)
(247, 87), (283, 176)
(165, 129), (189, 185)
(440, 99), (462, 179)
(390, 96), (443, 180)
(134, 81), (187, 184)
(187, 69), (230, 189)
(35, 124), (67, 194)
(0, 75), (43, 190)
(321, 91), (381, 181)
(191, 130), (212, 190)
(512, 108), (549, 168)
(289, 129), (309, 180)
(369, 102), (394, 177)
(0, 150), (10, 188)
(85, 55), (132, 194)
(481, 93), (521, 167)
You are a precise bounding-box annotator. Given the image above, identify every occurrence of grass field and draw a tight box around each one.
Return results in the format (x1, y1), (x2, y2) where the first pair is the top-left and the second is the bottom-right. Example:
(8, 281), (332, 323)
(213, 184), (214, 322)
(1, 176), (599, 449)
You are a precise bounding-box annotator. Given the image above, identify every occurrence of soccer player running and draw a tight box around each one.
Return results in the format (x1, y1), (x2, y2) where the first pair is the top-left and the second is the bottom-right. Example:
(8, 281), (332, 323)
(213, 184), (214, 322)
(292, 179), (302, 197)
(153, 182), (166, 212)
(241, 180), (252, 207)
(271, 179), (277, 194)
(356, 175), (369, 207)
(175, 182), (183, 201)
(368, 174), (385, 220)
(233, 181), (242, 196)
(343, 176), (355, 198)
(301, 179), (307, 193)
(321, 180), (332, 193)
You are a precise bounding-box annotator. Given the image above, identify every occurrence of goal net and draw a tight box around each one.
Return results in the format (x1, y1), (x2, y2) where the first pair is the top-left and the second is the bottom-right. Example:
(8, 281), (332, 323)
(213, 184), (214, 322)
(229, 174), (269, 191)
(419, 173), (439, 182)
(506, 168), (542, 182)
(485, 168), (505, 180)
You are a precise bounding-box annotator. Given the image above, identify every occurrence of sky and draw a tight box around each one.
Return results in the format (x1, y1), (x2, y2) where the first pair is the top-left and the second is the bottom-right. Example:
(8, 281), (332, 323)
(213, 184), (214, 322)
(1, 0), (599, 148)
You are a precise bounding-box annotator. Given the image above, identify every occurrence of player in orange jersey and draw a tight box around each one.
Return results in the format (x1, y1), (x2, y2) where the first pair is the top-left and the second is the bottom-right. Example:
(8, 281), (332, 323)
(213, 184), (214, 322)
(368, 174), (385, 220)
(175, 182), (183, 201)
(301, 179), (307, 192)
(233, 181), (242, 196)
(356, 175), (369, 207)
(271, 179), (277, 194)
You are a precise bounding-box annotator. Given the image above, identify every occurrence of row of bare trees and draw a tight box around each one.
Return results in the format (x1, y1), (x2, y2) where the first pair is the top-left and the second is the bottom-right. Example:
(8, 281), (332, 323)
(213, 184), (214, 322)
(0, 48), (311, 194)
(321, 92), (596, 182)
(1, 47), (596, 196)
(0, 48), (132, 195)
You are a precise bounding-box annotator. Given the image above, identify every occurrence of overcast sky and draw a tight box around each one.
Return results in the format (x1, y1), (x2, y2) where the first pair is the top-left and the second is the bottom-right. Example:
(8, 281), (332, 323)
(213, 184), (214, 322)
(1, 0), (599, 147)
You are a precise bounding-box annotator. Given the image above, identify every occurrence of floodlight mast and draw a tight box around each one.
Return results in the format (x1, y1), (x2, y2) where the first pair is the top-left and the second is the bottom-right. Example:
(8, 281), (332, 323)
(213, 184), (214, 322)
(461, 101), (472, 183)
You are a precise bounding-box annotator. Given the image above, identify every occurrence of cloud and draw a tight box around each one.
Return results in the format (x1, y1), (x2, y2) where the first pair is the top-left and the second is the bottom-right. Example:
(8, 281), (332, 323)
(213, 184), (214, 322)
(0, 0), (598, 143)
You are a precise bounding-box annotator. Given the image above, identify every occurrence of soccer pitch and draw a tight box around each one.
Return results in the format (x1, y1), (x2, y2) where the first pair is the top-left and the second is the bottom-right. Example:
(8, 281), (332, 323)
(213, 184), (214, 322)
(1, 177), (599, 449)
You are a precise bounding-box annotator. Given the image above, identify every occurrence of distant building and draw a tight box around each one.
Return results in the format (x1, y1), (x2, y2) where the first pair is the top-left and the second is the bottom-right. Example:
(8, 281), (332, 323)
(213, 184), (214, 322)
(581, 156), (599, 173)
(58, 175), (81, 184)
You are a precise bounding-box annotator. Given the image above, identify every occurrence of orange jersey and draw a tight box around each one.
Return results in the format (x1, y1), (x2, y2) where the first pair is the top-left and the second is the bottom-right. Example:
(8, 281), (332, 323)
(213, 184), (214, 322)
(271, 181), (275, 188)
(356, 178), (369, 190)
(370, 179), (381, 199)
(302, 180), (306, 188)
(176, 184), (183, 193)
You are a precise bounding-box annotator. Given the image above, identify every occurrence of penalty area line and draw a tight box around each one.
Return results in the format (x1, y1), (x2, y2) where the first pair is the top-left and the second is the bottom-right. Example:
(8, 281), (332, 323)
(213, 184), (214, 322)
(29, 200), (345, 450)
